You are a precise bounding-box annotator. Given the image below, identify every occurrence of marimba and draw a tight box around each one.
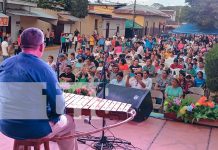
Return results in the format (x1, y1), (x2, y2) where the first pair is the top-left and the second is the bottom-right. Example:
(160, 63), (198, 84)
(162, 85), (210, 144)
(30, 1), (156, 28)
(64, 93), (133, 120)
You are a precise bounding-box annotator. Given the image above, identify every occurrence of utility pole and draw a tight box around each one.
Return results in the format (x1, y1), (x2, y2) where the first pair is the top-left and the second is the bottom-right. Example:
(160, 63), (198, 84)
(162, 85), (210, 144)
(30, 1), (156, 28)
(3, 0), (7, 14)
(132, 0), (136, 37)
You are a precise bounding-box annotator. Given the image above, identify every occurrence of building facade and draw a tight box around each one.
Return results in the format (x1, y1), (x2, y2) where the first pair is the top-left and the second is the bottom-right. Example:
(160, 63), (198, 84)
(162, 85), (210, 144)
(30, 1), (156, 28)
(70, 3), (126, 38)
(0, 0), (81, 43)
(113, 4), (170, 37)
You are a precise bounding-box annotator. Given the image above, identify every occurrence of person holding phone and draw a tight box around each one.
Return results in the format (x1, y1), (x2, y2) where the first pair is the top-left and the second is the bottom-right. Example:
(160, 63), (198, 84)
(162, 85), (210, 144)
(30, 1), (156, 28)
(126, 72), (145, 90)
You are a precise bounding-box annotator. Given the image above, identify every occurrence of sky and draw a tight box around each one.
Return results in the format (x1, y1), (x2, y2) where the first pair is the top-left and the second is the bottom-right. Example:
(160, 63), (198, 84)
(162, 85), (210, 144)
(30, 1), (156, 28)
(90, 0), (186, 6)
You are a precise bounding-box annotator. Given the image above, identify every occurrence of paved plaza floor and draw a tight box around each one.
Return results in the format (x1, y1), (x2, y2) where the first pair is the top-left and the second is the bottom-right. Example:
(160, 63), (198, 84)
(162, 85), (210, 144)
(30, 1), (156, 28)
(0, 117), (217, 150)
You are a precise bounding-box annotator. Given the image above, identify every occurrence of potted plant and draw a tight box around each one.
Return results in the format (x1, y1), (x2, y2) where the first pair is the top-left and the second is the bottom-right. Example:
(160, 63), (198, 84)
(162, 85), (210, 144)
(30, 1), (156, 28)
(164, 96), (218, 126)
(74, 87), (92, 96)
(59, 82), (96, 96)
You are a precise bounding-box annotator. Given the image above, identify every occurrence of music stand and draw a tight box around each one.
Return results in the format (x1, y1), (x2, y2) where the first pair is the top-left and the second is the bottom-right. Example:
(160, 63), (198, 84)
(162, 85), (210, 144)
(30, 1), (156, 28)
(77, 48), (131, 149)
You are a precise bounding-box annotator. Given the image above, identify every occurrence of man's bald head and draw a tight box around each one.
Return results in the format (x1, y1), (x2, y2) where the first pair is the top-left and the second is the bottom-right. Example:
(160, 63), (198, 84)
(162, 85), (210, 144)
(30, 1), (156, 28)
(21, 28), (44, 49)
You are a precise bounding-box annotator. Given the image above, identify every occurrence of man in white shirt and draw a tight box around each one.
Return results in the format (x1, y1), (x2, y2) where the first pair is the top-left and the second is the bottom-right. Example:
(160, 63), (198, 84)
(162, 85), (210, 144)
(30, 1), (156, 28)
(142, 70), (152, 91)
(126, 72), (145, 90)
(136, 42), (144, 58)
(1, 37), (9, 60)
(132, 35), (138, 44)
(110, 72), (126, 87)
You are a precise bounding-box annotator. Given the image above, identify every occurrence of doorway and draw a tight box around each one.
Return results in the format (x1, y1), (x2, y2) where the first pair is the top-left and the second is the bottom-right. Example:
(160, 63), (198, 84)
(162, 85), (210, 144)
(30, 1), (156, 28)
(106, 23), (110, 38)
(53, 23), (64, 44)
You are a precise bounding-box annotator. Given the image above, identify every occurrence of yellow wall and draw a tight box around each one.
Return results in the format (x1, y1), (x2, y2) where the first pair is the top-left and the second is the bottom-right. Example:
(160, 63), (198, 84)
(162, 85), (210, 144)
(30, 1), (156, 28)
(113, 13), (167, 35)
(71, 14), (103, 36)
(113, 14), (145, 26)
(89, 4), (167, 35)
(90, 5), (115, 15)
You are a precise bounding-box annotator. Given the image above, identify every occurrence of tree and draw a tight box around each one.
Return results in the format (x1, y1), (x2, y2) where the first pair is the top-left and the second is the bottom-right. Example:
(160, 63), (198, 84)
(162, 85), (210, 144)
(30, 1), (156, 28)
(205, 44), (218, 100)
(37, 0), (89, 18)
(64, 0), (89, 18)
(151, 3), (164, 9)
(185, 0), (218, 28)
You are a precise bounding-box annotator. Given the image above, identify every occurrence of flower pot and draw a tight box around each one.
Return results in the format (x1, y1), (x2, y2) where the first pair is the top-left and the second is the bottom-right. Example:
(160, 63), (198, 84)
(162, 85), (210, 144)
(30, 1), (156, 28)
(196, 119), (218, 127)
(164, 112), (181, 121)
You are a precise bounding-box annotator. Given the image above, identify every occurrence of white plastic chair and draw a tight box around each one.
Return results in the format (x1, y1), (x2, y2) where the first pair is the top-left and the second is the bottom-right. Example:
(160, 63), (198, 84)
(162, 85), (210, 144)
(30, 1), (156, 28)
(151, 90), (164, 111)
(185, 94), (202, 102)
(188, 87), (204, 96)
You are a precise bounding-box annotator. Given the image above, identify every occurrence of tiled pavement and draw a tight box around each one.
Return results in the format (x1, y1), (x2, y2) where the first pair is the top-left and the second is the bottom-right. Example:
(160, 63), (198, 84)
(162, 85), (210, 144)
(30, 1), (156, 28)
(0, 117), (217, 150)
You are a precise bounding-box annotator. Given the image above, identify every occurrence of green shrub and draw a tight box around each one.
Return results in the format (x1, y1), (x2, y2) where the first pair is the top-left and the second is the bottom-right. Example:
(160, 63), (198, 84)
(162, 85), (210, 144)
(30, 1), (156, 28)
(205, 44), (218, 92)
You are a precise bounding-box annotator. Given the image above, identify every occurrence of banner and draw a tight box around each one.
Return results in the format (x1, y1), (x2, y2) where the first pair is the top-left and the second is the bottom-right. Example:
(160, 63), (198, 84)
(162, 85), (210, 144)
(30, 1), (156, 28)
(0, 17), (9, 26)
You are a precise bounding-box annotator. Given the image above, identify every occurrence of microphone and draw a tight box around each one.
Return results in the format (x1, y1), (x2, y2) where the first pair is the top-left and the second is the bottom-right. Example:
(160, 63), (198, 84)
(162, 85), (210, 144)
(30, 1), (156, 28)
(84, 116), (91, 124)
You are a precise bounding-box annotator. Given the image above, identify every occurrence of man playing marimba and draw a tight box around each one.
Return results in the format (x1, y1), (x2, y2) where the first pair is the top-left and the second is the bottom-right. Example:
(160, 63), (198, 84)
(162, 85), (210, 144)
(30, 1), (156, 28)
(0, 28), (77, 150)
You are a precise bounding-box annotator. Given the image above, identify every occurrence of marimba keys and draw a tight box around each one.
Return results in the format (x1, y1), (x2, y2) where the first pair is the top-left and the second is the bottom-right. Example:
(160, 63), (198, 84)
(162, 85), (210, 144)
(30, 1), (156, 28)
(64, 93), (132, 120)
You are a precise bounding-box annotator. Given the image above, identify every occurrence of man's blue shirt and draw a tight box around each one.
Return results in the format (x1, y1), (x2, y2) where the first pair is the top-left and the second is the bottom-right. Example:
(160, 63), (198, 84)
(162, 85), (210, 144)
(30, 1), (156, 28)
(0, 53), (63, 140)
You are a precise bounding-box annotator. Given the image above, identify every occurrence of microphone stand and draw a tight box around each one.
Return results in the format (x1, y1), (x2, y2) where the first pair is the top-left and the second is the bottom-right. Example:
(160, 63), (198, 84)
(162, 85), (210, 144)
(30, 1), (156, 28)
(77, 47), (131, 150)
(94, 48), (111, 149)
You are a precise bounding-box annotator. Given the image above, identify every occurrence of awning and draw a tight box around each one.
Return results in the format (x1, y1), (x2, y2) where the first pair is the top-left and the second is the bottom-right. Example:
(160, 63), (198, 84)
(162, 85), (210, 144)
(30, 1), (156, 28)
(0, 13), (9, 26)
(7, 9), (58, 25)
(172, 23), (218, 35)
(0, 13), (8, 18)
(58, 14), (80, 23)
(125, 20), (143, 29)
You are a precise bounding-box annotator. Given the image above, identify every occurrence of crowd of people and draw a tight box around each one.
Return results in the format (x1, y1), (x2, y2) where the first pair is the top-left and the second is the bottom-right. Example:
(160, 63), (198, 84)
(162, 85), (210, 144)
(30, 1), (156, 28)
(47, 31), (218, 101)
(0, 27), (217, 149)
(1, 28), (217, 100)
(0, 27), (56, 61)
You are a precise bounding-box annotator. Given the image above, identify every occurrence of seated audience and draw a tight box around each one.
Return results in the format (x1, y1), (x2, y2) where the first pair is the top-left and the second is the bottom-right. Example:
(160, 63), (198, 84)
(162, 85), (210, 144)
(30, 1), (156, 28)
(170, 58), (183, 69)
(59, 65), (75, 82)
(129, 59), (142, 74)
(47, 55), (56, 71)
(165, 78), (183, 98)
(110, 72), (126, 87)
(143, 59), (155, 77)
(155, 69), (171, 92)
(194, 71), (206, 87)
(142, 70), (152, 91)
(76, 67), (92, 82)
(126, 72), (145, 90)
(118, 58), (129, 71)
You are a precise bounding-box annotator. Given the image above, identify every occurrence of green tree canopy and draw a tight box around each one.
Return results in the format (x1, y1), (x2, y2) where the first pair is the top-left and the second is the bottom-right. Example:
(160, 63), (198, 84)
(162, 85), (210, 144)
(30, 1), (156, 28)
(205, 44), (218, 93)
(65, 0), (88, 18)
(37, 0), (88, 18)
(185, 0), (218, 29)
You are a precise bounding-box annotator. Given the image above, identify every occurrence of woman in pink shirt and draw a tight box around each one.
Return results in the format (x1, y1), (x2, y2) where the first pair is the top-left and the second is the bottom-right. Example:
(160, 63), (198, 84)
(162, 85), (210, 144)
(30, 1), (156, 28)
(177, 41), (184, 51)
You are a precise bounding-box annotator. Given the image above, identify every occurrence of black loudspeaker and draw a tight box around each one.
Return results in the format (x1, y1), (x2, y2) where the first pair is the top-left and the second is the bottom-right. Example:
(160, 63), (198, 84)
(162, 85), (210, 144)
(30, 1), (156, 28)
(97, 84), (153, 122)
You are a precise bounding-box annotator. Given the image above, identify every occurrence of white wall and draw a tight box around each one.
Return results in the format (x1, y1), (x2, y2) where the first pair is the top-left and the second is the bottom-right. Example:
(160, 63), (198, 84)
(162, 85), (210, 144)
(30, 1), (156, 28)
(10, 15), (21, 42)
(102, 19), (125, 38)
(64, 24), (71, 33)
